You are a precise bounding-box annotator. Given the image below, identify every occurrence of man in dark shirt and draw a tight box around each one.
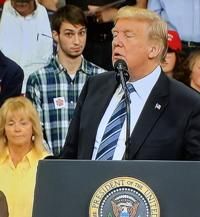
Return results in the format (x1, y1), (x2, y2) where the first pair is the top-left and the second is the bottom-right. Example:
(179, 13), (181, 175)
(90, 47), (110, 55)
(0, 51), (24, 106)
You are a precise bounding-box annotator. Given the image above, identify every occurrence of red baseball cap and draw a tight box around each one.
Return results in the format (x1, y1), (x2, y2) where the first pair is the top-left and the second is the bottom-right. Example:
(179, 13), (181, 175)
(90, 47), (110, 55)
(167, 30), (182, 52)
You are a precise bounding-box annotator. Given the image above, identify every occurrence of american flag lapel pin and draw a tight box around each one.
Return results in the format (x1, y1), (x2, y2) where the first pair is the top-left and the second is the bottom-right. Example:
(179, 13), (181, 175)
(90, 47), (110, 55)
(155, 103), (161, 110)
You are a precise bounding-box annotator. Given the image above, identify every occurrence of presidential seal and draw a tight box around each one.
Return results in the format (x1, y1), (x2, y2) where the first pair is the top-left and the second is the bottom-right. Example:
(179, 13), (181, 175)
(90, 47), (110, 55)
(89, 177), (160, 217)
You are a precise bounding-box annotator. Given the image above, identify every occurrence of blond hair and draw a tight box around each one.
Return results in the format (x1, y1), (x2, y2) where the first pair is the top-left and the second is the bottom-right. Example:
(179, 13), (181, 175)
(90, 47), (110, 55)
(0, 96), (45, 153)
(114, 6), (168, 61)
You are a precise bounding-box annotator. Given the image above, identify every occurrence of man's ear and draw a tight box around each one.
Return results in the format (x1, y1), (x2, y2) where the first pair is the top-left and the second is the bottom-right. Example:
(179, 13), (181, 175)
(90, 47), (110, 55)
(148, 43), (162, 59)
(52, 30), (59, 43)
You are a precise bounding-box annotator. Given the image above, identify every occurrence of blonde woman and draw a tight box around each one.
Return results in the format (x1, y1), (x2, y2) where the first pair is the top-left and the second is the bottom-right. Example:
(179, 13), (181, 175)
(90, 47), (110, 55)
(0, 96), (50, 217)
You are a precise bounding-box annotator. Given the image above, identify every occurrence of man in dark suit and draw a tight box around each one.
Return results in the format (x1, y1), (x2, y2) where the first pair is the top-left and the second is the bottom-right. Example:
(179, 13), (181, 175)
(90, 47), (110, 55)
(0, 51), (24, 106)
(59, 6), (200, 160)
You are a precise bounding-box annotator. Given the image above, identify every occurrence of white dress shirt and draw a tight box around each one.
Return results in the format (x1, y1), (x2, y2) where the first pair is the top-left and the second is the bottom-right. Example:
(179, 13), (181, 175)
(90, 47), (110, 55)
(0, 1), (53, 93)
(92, 66), (161, 160)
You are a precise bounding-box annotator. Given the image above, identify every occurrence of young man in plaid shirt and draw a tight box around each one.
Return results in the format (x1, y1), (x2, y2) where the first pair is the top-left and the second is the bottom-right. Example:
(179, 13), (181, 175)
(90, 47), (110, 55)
(26, 4), (105, 155)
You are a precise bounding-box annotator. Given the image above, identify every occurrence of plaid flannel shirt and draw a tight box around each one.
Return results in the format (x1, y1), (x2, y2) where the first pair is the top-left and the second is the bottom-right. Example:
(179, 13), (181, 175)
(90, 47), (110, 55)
(26, 55), (105, 155)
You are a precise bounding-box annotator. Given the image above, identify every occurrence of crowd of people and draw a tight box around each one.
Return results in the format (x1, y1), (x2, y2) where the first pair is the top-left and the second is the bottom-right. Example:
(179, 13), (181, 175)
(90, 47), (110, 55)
(0, 0), (200, 216)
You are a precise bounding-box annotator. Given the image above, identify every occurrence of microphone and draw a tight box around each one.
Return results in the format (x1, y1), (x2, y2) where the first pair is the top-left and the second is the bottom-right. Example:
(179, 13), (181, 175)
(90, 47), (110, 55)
(114, 59), (129, 83)
(114, 59), (131, 160)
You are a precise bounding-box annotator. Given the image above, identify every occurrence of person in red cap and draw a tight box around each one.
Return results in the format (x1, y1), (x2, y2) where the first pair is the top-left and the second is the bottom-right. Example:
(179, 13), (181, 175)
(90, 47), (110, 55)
(161, 30), (183, 78)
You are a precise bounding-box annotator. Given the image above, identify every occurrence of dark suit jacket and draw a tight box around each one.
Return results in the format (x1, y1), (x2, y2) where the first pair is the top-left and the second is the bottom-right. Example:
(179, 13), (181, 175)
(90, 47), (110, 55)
(0, 51), (24, 106)
(60, 70), (200, 160)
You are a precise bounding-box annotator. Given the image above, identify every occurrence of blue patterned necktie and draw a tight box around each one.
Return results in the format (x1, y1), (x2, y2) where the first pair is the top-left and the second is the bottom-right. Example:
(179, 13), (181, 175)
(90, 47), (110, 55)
(96, 83), (135, 160)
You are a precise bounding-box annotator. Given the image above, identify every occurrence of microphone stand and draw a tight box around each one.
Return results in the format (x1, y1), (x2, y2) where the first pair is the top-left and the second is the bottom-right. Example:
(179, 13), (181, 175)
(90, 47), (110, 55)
(117, 68), (131, 160)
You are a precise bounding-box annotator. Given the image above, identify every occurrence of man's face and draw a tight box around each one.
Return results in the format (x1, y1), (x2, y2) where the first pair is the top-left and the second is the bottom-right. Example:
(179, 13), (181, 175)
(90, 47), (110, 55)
(53, 21), (87, 59)
(11, 0), (35, 16)
(112, 18), (153, 80)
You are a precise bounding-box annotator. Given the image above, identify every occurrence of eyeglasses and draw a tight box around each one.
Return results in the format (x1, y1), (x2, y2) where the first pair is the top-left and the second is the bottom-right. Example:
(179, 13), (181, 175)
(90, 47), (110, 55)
(36, 33), (52, 41)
